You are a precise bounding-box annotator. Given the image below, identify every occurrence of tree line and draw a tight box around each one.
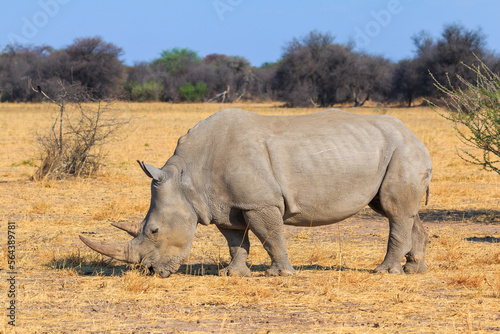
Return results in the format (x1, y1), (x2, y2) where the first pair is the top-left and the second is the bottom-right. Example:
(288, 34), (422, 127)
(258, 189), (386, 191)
(1, 23), (499, 107)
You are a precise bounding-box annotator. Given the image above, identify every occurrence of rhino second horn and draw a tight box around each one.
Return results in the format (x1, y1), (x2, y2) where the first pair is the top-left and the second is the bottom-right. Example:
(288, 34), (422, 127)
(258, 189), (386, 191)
(79, 235), (134, 263)
(111, 221), (141, 237)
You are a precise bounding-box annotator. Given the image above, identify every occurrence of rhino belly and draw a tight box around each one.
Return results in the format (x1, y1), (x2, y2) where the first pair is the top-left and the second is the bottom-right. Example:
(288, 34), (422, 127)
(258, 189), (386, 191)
(267, 135), (390, 227)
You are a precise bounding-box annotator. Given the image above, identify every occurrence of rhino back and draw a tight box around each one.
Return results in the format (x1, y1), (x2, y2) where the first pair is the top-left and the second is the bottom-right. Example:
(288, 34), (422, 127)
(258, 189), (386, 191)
(172, 109), (427, 226)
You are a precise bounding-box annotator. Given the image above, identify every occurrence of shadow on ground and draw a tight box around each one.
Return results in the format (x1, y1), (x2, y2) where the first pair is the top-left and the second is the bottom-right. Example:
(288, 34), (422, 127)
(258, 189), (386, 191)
(357, 208), (500, 224)
(466, 236), (500, 243)
(47, 256), (133, 277)
(177, 263), (373, 276)
(419, 209), (500, 223)
(48, 257), (373, 277)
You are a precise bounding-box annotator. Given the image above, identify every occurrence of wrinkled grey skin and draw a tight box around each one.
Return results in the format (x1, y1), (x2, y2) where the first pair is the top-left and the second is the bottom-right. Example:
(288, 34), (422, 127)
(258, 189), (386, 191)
(80, 109), (432, 277)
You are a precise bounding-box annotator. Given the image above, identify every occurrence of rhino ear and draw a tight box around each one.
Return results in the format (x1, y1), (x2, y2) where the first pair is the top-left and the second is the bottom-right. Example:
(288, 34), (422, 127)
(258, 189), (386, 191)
(137, 160), (168, 181)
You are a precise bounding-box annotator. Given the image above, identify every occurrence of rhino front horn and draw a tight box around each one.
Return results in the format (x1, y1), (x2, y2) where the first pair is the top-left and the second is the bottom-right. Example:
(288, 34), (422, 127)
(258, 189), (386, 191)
(111, 221), (141, 237)
(79, 235), (134, 263)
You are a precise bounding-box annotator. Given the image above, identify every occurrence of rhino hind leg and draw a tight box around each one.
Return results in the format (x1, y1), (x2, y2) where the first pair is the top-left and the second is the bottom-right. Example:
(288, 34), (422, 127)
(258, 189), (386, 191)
(403, 214), (429, 274)
(217, 227), (252, 277)
(370, 192), (415, 274)
(244, 207), (296, 276)
(374, 215), (414, 274)
(374, 154), (430, 274)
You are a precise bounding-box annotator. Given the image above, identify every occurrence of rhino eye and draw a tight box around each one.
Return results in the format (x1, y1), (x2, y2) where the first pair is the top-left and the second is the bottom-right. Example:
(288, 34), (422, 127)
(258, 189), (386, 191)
(151, 228), (159, 234)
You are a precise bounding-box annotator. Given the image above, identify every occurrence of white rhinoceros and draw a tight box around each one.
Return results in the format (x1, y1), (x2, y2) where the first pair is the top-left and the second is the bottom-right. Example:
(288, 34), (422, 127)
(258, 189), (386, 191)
(81, 109), (432, 277)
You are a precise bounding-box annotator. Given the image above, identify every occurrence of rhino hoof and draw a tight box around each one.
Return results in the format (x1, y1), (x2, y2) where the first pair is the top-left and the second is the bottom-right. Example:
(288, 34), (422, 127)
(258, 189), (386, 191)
(265, 266), (296, 277)
(219, 266), (252, 277)
(403, 261), (427, 274)
(374, 263), (403, 274)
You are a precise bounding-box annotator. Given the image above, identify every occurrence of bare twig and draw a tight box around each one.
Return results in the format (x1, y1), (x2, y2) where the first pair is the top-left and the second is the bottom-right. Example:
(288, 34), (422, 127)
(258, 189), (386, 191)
(309, 97), (319, 108)
(208, 85), (230, 103)
(28, 78), (58, 104)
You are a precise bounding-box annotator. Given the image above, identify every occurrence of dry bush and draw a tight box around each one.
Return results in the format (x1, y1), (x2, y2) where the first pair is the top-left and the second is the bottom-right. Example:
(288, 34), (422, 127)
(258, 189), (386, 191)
(31, 80), (130, 180)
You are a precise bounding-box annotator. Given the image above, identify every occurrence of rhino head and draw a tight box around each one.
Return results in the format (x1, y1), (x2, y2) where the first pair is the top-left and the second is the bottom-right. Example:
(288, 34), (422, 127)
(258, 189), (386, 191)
(80, 161), (198, 278)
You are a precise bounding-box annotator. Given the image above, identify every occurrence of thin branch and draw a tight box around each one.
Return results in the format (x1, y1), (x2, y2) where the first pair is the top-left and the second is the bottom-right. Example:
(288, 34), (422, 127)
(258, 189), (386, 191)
(430, 56), (500, 175)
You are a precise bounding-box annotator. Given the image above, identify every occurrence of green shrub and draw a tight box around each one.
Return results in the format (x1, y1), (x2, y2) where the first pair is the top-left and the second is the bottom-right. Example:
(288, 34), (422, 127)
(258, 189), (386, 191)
(431, 59), (500, 174)
(127, 81), (143, 101)
(155, 48), (201, 76)
(127, 81), (163, 101)
(178, 82), (207, 102)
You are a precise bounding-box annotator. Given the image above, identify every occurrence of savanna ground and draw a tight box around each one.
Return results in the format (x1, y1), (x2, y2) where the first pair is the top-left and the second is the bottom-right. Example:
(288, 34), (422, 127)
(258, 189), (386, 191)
(0, 102), (499, 333)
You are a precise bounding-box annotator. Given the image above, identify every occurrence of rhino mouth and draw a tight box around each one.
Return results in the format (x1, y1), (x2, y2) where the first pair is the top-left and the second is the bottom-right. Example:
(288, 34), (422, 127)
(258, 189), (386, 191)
(145, 265), (174, 278)
(157, 268), (172, 278)
(152, 257), (184, 278)
(144, 265), (171, 278)
(143, 256), (180, 278)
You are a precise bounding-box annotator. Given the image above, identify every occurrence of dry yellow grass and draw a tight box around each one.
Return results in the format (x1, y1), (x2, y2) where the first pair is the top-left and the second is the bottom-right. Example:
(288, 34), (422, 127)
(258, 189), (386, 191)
(0, 102), (499, 333)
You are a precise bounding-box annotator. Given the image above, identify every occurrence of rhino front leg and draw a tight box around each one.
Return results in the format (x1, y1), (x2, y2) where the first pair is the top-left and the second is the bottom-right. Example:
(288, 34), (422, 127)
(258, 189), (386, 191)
(244, 207), (295, 276)
(217, 227), (252, 277)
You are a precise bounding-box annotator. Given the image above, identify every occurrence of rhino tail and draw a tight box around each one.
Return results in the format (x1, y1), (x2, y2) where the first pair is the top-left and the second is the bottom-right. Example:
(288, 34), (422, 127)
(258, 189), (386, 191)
(425, 186), (430, 206)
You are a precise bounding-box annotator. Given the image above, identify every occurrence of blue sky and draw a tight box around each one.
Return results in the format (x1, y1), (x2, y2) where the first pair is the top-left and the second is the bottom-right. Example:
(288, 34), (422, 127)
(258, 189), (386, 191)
(1, 0), (499, 66)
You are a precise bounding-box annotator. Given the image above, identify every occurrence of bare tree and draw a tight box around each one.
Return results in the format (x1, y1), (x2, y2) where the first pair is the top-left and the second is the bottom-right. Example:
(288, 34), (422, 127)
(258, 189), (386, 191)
(273, 30), (391, 107)
(0, 37), (124, 102)
(64, 36), (124, 98)
(30, 79), (130, 180)
(412, 24), (488, 99)
(390, 59), (420, 107)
